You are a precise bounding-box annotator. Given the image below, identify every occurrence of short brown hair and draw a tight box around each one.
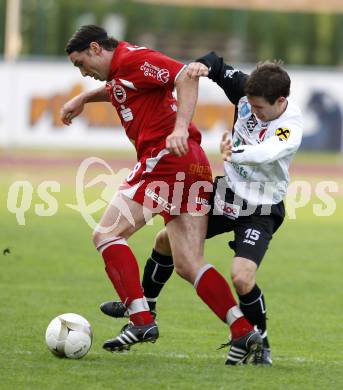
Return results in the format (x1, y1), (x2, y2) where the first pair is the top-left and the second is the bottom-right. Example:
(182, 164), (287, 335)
(245, 61), (290, 104)
(65, 25), (118, 54)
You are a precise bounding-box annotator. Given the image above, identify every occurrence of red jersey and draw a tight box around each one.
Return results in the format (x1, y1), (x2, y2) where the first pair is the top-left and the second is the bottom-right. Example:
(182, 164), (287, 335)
(106, 42), (202, 159)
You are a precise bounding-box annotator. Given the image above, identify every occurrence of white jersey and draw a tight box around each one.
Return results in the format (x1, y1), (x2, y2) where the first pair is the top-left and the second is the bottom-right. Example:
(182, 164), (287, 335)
(226, 98), (303, 205)
(198, 51), (303, 205)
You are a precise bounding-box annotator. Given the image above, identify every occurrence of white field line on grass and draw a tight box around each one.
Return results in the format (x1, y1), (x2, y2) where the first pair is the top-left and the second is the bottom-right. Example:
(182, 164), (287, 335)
(8, 350), (343, 366)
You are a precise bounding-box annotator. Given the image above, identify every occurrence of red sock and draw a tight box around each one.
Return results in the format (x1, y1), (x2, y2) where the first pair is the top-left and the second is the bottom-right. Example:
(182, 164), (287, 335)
(195, 266), (253, 339)
(230, 317), (253, 339)
(99, 240), (153, 325)
(129, 311), (154, 326)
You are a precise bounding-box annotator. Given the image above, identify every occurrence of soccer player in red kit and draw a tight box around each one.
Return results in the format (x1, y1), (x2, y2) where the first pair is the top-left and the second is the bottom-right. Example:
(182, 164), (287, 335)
(61, 25), (262, 364)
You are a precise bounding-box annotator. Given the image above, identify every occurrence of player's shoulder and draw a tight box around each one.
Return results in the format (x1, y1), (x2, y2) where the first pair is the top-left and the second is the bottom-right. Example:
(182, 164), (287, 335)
(273, 100), (303, 129)
(119, 42), (173, 70)
(285, 100), (302, 119)
(267, 101), (303, 143)
(115, 42), (158, 76)
(237, 96), (250, 113)
(118, 42), (150, 60)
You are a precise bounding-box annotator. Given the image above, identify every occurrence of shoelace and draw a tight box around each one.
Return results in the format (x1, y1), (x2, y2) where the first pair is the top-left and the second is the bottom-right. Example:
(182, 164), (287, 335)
(217, 339), (231, 350)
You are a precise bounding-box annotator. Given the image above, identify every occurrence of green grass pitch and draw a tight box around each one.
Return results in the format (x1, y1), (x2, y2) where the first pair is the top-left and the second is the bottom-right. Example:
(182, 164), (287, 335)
(0, 150), (342, 389)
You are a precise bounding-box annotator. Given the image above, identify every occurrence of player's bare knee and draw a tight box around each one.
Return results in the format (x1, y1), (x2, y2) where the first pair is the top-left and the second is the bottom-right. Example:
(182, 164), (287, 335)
(231, 272), (255, 295)
(154, 229), (172, 256)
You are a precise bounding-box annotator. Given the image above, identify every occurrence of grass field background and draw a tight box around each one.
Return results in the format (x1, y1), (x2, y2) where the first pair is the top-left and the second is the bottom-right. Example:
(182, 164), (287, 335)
(0, 149), (342, 389)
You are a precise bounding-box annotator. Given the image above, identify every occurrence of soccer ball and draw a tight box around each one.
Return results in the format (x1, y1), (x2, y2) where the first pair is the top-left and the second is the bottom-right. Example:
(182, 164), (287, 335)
(45, 313), (92, 359)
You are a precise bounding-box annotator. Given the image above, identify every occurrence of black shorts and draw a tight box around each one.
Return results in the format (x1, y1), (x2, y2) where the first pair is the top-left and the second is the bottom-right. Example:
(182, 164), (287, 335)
(206, 176), (285, 266)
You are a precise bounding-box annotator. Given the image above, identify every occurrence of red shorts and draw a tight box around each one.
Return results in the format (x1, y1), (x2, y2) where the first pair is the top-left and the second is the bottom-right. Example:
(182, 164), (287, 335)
(119, 140), (213, 224)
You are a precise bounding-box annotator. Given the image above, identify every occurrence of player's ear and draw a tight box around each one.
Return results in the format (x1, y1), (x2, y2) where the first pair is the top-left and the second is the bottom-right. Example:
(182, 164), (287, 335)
(89, 42), (102, 54)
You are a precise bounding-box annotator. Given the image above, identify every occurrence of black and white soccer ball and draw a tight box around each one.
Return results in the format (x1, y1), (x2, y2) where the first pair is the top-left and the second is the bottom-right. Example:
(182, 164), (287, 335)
(45, 313), (92, 359)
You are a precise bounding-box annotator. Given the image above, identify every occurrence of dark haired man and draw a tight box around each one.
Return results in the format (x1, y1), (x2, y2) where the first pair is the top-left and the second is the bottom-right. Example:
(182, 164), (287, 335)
(61, 26), (262, 364)
(103, 53), (303, 365)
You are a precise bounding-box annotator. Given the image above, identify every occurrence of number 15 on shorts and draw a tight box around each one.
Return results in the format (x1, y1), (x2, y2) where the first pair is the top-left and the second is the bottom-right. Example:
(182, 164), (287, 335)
(243, 229), (260, 246)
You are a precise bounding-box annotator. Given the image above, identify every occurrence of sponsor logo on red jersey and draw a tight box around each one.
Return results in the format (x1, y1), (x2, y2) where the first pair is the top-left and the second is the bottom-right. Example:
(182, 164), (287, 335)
(157, 68), (170, 83)
(140, 61), (170, 83)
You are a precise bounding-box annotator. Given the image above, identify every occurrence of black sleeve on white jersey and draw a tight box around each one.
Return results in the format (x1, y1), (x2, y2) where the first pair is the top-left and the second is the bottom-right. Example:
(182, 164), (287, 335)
(196, 52), (248, 105)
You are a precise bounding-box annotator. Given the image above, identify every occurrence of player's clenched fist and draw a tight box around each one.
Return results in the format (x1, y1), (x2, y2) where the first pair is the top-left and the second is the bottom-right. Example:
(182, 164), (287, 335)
(60, 95), (85, 125)
(187, 62), (209, 80)
(220, 131), (233, 161)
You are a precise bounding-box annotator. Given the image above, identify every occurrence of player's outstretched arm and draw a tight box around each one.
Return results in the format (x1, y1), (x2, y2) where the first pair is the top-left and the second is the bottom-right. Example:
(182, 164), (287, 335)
(166, 68), (199, 156)
(60, 85), (110, 126)
(195, 52), (247, 105)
